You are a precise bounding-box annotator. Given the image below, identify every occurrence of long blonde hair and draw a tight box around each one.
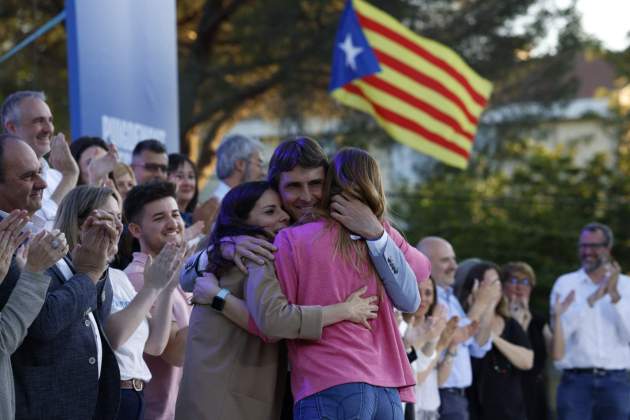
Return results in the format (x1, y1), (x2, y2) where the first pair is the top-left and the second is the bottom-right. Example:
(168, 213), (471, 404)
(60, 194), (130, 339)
(321, 147), (387, 274)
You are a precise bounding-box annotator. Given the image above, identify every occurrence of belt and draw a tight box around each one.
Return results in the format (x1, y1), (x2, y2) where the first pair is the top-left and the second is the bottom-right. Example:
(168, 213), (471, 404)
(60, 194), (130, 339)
(565, 368), (627, 376)
(120, 378), (145, 391)
(440, 387), (466, 396)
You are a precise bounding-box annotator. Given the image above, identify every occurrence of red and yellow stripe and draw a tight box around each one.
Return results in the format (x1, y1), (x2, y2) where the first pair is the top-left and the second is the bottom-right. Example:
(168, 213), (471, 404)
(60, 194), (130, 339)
(332, 0), (493, 168)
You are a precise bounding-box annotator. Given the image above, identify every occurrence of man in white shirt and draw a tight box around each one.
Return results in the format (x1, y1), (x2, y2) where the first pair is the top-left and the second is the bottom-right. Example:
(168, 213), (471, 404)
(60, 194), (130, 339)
(212, 133), (265, 201)
(417, 237), (499, 420)
(190, 134), (266, 233)
(550, 222), (630, 420)
(0, 91), (79, 231)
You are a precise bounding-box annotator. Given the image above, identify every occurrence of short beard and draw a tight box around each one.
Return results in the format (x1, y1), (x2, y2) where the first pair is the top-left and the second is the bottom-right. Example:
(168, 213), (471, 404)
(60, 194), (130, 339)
(583, 257), (604, 274)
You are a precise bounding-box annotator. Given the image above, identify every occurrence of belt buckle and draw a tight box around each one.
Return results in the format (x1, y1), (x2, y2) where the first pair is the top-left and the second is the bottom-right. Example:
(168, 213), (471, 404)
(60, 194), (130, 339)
(593, 368), (606, 376)
(132, 378), (143, 391)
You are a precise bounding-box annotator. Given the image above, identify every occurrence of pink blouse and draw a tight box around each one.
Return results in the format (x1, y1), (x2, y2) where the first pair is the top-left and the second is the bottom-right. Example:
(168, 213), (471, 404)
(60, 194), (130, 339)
(273, 220), (428, 403)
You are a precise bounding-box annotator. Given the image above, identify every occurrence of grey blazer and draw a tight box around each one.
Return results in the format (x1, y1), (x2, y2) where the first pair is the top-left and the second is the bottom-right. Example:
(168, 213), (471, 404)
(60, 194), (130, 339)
(0, 260), (50, 420)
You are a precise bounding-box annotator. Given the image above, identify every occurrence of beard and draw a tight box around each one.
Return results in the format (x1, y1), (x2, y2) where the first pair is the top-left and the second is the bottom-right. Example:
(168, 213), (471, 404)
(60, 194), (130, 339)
(582, 254), (606, 273)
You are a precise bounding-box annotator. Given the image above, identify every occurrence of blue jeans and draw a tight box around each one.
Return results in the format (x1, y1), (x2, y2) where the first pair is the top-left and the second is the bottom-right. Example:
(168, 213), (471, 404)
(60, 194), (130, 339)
(557, 370), (630, 420)
(294, 383), (404, 420)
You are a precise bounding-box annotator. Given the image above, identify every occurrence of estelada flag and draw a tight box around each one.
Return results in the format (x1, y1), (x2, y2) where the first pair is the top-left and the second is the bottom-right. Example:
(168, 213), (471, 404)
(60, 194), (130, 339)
(329, 0), (493, 169)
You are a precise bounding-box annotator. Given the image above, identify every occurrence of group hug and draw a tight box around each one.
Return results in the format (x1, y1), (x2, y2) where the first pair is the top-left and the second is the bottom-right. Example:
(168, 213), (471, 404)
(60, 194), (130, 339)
(0, 90), (629, 420)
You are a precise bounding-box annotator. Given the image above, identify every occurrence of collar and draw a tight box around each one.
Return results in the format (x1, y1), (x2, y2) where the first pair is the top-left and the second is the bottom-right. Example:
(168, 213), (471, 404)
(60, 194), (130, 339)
(131, 251), (150, 266)
(29, 211), (48, 232)
(578, 268), (589, 283)
(578, 267), (607, 287)
(213, 181), (231, 201)
(40, 157), (51, 173)
(437, 285), (453, 300)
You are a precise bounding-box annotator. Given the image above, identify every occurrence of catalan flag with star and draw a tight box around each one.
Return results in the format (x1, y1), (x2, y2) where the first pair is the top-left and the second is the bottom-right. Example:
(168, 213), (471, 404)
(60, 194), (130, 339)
(329, 0), (493, 168)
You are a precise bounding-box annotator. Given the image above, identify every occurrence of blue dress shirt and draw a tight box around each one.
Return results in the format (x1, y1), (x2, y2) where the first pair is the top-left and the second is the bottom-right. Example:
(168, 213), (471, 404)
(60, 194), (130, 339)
(437, 286), (492, 388)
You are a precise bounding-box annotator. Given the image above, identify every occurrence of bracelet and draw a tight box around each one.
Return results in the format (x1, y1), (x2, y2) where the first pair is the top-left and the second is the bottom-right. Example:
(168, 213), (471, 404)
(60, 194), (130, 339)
(445, 349), (458, 358)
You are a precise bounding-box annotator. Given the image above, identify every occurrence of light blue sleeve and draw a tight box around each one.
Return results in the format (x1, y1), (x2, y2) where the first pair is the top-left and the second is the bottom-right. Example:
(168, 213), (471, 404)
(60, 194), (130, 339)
(367, 231), (420, 313)
(468, 332), (492, 358)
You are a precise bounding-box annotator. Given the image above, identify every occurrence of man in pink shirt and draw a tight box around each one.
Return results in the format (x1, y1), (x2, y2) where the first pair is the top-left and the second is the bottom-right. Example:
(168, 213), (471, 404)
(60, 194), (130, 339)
(123, 181), (190, 420)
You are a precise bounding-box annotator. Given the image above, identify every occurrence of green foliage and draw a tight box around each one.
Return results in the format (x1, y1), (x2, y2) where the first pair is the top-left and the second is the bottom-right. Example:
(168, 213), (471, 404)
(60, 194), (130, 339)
(0, 0), (586, 204)
(391, 140), (630, 312)
(0, 1), (68, 133)
(176, 0), (583, 171)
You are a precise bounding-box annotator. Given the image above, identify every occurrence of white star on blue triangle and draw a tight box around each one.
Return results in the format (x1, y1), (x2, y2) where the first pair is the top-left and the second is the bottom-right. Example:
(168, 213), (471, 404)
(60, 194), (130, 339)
(329, 0), (381, 91)
(338, 33), (363, 71)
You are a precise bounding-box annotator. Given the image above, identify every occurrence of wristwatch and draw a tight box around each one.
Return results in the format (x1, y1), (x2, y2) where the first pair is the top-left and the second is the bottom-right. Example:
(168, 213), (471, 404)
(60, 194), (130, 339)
(211, 288), (231, 311)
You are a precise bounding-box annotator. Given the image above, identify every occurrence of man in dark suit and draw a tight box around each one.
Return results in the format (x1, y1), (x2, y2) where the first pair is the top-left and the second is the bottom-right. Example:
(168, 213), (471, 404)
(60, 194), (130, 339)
(0, 136), (120, 419)
(0, 134), (49, 311)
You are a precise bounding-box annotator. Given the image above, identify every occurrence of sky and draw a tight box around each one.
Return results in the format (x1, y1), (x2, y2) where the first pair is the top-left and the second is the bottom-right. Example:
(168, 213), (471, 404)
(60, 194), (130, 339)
(576, 0), (629, 50)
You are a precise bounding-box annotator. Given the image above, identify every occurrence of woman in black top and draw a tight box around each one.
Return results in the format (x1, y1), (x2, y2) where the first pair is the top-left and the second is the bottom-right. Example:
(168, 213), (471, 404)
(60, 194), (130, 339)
(502, 262), (553, 420)
(458, 261), (534, 420)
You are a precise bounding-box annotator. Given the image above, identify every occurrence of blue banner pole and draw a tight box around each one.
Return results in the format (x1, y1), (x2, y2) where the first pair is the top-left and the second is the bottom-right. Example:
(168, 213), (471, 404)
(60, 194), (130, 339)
(0, 11), (66, 64)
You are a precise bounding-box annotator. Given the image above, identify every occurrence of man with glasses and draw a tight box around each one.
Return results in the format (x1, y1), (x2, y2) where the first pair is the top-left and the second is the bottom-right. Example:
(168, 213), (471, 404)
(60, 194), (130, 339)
(131, 139), (169, 184)
(550, 222), (630, 420)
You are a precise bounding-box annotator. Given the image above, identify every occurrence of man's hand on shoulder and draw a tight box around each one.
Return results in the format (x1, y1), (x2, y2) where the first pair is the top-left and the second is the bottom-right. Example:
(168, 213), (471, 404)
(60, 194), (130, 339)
(220, 235), (277, 274)
(330, 193), (383, 240)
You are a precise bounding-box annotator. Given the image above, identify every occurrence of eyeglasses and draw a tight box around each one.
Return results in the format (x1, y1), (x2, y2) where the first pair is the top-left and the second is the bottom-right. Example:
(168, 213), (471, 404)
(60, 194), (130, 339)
(133, 163), (167, 173)
(507, 277), (531, 286)
(578, 242), (608, 249)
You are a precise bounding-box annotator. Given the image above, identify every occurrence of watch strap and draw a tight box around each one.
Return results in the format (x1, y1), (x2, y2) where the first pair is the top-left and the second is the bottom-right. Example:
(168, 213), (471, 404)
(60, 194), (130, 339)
(211, 288), (231, 311)
(216, 288), (231, 300)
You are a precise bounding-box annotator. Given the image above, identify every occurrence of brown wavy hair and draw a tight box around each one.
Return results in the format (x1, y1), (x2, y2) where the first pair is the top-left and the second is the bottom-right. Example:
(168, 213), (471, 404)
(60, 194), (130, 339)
(319, 147), (387, 275)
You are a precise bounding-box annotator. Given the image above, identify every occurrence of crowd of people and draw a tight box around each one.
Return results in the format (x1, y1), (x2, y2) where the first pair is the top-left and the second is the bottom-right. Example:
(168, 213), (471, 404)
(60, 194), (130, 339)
(0, 89), (628, 420)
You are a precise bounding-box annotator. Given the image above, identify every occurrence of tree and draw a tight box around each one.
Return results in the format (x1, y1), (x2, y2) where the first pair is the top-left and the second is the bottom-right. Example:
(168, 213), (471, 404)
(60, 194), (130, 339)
(390, 134), (630, 311)
(176, 0), (583, 177)
(0, 0), (68, 132)
(1, 0), (583, 179)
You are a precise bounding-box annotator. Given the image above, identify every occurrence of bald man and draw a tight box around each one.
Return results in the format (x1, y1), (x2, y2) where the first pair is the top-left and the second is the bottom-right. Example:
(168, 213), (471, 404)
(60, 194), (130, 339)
(417, 237), (498, 420)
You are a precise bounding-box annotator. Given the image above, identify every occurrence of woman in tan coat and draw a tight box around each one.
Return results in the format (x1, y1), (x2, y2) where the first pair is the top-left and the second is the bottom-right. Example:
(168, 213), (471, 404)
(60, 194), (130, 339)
(175, 181), (378, 420)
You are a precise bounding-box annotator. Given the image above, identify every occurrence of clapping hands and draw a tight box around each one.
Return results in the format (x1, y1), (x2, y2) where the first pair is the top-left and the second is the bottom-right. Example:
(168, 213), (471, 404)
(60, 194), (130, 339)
(447, 319), (479, 348)
(144, 240), (187, 291)
(588, 260), (622, 306)
(73, 210), (120, 283)
(404, 304), (449, 348)
(0, 210), (31, 282)
(87, 143), (119, 186)
(473, 276), (502, 309)
(49, 133), (79, 176)
(554, 290), (576, 317)
(24, 230), (69, 273)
